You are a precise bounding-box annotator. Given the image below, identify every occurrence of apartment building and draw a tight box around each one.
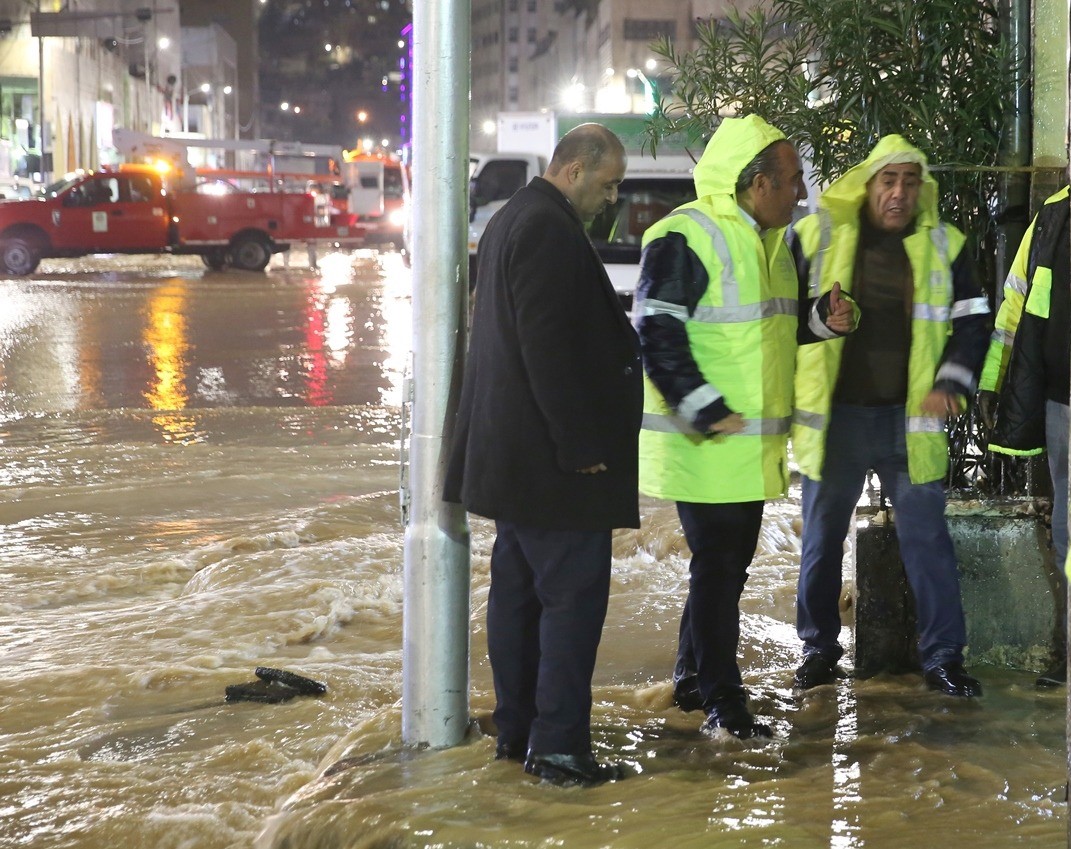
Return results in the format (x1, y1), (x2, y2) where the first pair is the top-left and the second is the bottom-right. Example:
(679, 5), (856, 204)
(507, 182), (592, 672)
(470, 0), (755, 145)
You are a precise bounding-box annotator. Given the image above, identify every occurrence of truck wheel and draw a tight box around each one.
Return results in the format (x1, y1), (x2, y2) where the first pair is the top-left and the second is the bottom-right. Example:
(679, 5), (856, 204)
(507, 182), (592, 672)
(229, 235), (271, 272)
(201, 249), (228, 271)
(0, 237), (40, 276)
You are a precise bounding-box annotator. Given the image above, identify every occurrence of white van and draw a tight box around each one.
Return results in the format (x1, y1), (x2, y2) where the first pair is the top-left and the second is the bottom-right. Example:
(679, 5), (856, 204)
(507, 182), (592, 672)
(467, 151), (696, 308)
(587, 156), (696, 310)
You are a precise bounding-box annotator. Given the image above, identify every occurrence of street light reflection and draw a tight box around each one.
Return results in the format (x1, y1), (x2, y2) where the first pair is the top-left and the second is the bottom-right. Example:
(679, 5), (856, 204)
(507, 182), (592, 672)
(143, 282), (199, 444)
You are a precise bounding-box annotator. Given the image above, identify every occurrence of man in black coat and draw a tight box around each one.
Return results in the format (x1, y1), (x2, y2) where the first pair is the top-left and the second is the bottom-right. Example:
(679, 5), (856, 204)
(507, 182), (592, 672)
(444, 124), (642, 787)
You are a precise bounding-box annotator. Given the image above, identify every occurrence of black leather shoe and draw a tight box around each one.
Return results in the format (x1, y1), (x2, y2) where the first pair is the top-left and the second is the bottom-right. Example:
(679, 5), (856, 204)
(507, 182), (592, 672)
(495, 739), (527, 762)
(523, 751), (626, 787)
(924, 662), (983, 697)
(701, 695), (772, 740)
(793, 654), (837, 690)
(673, 675), (704, 713)
(1036, 660), (1067, 688)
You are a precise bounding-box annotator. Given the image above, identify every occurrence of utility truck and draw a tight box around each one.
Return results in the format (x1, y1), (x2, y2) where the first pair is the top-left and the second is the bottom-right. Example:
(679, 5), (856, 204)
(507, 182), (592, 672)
(113, 129), (374, 252)
(0, 163), (334, 276)
(341, 152), (408, 245)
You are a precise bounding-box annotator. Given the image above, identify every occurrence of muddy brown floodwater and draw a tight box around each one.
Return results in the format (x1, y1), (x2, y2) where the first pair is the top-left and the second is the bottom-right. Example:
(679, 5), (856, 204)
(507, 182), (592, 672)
(0, 251), (1064, 849)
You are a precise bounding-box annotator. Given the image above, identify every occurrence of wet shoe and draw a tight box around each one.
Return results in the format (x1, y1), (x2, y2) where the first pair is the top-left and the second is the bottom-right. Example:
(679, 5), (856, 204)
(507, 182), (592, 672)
(793, 654), (837, 690)
(1036, 660), (1067, 688)
(673, 675), (704, 713)
(924, 662), (983, 697)
(523, 751), (626, 787)
(495, 738), (528, 762)
(701, 695), (772, 740)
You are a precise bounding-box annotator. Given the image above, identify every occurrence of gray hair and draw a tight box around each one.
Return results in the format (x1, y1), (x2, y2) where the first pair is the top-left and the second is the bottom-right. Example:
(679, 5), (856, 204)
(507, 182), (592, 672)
(547, 124), (626, 175)
(735, 140), (791, 194)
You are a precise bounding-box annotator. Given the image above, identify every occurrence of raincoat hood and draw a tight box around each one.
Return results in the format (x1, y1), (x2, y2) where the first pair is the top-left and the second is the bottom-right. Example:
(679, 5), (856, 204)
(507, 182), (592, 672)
(819, 134), (939, 229)
(693, 114), (787, 200)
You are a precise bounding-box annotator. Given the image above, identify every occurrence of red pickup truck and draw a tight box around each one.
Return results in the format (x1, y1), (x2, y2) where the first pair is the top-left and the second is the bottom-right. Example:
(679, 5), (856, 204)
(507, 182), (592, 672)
(0, 164), (342, 275)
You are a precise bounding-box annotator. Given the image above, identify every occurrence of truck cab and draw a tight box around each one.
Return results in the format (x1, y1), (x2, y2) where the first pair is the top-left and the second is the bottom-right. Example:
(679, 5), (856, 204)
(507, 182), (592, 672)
(0, 167), (173, 274)
(46, 168), (170, 252)
(466, 151), (545, 282)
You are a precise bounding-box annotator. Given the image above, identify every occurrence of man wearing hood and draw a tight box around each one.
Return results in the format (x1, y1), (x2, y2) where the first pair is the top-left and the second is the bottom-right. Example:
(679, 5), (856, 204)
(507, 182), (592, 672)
(790, 135), (991, 697)
(978, 185), (1071, 688)
(634, 114), (854, 739)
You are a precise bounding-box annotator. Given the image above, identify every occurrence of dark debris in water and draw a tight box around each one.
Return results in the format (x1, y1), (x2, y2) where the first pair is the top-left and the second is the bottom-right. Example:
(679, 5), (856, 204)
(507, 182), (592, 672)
(225, 667), (328, 704)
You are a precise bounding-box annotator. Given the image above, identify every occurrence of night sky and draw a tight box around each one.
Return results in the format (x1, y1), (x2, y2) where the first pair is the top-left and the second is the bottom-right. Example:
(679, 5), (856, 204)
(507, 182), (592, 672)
(257, 0), (412, 150)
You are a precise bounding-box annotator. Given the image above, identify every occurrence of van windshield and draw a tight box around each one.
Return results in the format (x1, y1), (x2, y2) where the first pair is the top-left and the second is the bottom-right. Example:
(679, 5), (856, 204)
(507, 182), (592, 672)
(588, 177), (696, 248)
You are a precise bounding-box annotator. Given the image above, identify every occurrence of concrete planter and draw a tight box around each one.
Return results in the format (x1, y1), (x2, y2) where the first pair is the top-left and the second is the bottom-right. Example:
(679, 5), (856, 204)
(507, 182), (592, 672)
(854, 498), (1064, 675)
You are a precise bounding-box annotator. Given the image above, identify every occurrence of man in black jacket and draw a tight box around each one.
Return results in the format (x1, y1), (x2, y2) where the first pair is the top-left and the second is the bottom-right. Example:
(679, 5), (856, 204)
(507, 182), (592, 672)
(444, 124), (642, 787)
(979, 186), (1070, 687)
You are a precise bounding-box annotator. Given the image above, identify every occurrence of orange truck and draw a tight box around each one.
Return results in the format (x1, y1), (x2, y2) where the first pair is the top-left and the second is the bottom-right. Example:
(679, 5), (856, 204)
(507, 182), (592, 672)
(0, 163), (343, 275)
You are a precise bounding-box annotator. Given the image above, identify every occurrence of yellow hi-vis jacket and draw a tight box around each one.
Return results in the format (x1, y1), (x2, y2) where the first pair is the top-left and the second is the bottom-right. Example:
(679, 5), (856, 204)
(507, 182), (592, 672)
(792, 135), (991, 484)
(978, 187), (1068, 457)
(635, 115), (799, 503)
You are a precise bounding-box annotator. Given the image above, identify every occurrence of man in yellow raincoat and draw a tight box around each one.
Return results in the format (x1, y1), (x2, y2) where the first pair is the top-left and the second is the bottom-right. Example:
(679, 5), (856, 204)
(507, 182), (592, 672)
(790, 136), (991, 697)
(634, 114), (854, 738)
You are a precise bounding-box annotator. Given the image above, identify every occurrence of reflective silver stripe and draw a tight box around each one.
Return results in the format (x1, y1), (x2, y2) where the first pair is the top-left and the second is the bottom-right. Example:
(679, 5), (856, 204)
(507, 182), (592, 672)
(641, 412), (699, 434)
(740, 417), (791, 436)
(641, 412), (790, 436)
(907, 416), (946, 434)
(935, 362), (976, 390)
(989, 328), (1014, 347)
(930, 224), (949, 265)
(928, 225), (951, 293)
(951, 296), (991, 319)
(913, 303), (950, 322)
(793, 408), (826, 430)
(678, 384), (723, 421)
(692, 297), (797, 324)
(668, 208), (738, 306)
(808, 210), (833, 298)
(1006, 273), (1028, 296)
(808, 300), (839, 339)
(637, 298), (690, 321)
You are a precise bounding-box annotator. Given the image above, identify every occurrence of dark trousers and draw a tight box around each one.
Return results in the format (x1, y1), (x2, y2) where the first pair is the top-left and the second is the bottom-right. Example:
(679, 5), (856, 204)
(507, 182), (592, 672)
(797, 404), (967, 669)
(488, 520), (612, 756)
(674, 500), (765, 705)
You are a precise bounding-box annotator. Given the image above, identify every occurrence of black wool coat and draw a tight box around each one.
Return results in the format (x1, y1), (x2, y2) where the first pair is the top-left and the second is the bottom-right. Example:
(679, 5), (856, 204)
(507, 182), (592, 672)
(443, 177), (643, 531)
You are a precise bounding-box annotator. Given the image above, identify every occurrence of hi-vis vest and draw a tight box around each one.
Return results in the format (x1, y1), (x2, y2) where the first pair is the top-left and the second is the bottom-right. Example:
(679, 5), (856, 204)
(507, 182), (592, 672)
(791, 212), (965, 484)
(979, 186), (1068, 457)
(637, 195), (798, 503)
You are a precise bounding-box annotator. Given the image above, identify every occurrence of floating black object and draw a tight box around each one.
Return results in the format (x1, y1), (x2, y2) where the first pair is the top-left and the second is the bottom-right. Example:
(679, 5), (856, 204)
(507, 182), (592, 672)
(255, 666), (328, 696)
(225, 667), (328, 704)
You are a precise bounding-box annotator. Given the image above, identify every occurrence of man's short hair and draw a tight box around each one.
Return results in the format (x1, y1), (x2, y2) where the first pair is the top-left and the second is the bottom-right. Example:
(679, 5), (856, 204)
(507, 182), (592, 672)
(547, 124), (625, 175)
(735, 140), (790, 195)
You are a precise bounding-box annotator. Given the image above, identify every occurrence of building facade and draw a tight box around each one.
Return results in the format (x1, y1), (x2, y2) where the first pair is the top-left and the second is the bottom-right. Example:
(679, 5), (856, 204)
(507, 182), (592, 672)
(469, 0), (757, 146)
(0, 0), (256, 187)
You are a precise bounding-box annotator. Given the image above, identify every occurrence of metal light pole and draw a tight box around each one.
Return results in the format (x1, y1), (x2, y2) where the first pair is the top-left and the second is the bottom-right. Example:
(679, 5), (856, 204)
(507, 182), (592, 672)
(401, 0), (471, 748)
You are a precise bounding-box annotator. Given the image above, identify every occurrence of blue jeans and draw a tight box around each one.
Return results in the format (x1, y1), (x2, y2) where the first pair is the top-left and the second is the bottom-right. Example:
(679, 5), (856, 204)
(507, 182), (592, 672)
(1046, 400), (1069, 572)
(797, 404), (967, 670)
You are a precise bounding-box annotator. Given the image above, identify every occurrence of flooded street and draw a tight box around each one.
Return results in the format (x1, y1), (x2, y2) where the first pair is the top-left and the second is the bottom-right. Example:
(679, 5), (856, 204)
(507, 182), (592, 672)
(0, 251), (1066, 849)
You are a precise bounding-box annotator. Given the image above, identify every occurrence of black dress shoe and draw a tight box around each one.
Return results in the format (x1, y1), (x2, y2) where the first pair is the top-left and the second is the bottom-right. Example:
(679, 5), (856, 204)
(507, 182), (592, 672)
(793, 653), (837, 690)
(523, 751), (626, 787)
(495, 739), (527, 762)
(673, 675), (704, 713)
(924, 662), (982, 697)
(701, 695), (772, 740)
(1036, 660), (1067, 688)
